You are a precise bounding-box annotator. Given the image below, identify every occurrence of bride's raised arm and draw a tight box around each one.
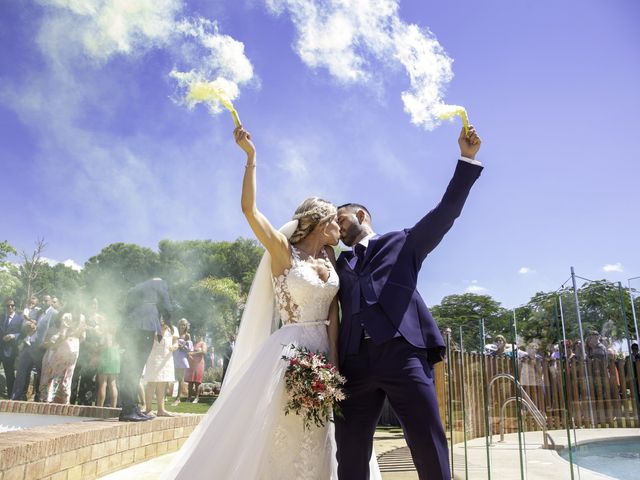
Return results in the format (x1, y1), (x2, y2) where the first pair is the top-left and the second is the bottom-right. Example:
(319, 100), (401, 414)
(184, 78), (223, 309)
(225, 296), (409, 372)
(234, 126), (291, 275)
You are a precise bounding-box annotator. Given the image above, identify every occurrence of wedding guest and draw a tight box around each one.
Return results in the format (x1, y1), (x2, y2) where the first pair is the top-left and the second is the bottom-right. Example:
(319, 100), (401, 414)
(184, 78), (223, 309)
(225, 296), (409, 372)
(119, 277), (172, 422)
(171, 318), (192, 406)
(560, 339), (575, 361)
(519, 340), (544, 405)
(220, 335), (234, 382)
(22, 295), (42, 326)
(586, 331), (608, 361)
(205, 346), (214, 370)
(96, 323), (120, 408)
(629, 342), (639, 397)
(12, 295), (58, 400)
(142, 318), (177, 416)
(185, 332), (207, 403)
(572, 340), (584, 361)
(490, 335), (506, 356)
(1, 299), (23, 397)
(71, 298), (102, 405)
(39, 309), (86, 404)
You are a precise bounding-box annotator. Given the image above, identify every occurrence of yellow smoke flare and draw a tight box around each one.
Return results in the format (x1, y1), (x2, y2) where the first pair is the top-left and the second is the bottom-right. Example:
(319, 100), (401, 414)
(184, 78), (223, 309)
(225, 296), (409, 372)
(438, 106), (469, 134)
(187, 82), (242, 127)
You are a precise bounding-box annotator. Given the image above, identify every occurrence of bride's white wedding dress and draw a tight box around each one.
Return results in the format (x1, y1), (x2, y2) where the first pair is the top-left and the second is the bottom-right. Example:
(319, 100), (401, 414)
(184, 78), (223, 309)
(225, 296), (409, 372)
(164, 231), (380, 479)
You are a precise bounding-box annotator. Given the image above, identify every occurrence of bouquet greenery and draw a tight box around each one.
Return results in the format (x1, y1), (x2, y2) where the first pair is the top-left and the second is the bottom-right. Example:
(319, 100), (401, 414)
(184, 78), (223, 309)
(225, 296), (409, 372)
(282, 345), (346, 430)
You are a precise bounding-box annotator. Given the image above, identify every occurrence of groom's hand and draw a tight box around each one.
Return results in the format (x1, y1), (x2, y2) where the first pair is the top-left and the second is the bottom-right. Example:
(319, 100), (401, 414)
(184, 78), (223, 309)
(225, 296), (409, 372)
(458, 125), (481, 160)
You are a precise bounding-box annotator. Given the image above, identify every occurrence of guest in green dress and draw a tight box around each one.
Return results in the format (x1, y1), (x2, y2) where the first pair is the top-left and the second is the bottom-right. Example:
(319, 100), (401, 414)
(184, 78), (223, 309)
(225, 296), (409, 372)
(97, 325), (121, 408)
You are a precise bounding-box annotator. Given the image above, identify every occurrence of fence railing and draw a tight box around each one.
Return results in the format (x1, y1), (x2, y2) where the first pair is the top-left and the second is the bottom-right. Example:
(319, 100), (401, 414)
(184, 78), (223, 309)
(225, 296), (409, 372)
(435, 352), (640, 444)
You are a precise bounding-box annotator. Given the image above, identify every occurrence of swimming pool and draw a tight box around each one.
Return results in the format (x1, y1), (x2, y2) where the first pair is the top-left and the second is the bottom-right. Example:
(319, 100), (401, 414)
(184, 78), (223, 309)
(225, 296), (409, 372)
(559, 436), (640, 479)
(0, 412), (92, 433)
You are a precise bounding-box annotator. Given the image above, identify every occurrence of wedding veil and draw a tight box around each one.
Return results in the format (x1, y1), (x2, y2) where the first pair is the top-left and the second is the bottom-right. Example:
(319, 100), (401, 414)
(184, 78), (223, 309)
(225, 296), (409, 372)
(221, 220), (298, 391)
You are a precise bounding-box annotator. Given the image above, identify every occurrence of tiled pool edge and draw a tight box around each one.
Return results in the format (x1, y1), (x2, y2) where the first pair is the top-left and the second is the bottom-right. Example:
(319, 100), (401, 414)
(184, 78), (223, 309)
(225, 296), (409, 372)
(0, 400), (202, 480)
(451, 428), (636, 480)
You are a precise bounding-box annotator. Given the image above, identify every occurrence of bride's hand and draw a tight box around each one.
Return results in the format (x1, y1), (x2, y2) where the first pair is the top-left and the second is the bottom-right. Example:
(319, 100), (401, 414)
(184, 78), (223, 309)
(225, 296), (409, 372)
(234, 126), (256, 158)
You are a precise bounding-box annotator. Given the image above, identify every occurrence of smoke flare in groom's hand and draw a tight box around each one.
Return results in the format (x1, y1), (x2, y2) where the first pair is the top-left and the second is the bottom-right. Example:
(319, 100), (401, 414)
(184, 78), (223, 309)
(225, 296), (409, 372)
(436, 105), (469, 134)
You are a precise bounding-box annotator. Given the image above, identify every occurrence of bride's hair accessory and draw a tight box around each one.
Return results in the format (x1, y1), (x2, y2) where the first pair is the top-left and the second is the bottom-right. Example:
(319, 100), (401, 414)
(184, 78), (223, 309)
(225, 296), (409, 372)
(289, 197), (337, 244)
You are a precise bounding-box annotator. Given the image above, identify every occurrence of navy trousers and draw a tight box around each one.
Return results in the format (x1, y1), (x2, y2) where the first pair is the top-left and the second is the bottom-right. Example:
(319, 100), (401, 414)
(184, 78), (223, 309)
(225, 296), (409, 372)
(0, 355), (16, 397)
(11, 346), (43, 401)
(335, 337), (450, 480)
(118, 329), (155, 413)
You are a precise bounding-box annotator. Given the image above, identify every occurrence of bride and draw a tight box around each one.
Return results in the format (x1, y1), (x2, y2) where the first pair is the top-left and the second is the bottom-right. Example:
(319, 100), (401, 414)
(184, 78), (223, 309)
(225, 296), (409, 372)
(164, 127), (381, 479)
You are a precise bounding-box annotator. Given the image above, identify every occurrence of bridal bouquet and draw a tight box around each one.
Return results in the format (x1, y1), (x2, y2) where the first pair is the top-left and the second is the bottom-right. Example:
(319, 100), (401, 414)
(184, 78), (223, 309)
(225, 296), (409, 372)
(282, 345), (346, 430)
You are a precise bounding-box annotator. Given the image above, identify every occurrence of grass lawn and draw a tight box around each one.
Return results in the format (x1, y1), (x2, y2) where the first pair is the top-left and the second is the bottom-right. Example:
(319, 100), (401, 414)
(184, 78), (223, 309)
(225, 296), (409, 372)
(146, 397), (215, 415)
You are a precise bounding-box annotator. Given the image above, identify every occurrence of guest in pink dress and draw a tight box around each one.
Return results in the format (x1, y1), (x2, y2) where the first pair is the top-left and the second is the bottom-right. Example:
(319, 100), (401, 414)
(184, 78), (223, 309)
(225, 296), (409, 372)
(40, 311), (86, 404)
(184, 332), (206, 403)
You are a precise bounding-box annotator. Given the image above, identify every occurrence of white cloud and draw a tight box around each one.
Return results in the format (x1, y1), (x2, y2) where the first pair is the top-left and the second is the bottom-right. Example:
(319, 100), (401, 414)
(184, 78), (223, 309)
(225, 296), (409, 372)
(466, 280), (488, 294)
(266, 0), (455, 129)
(32, 1), (255, 113)
(41, 257), (83, 271)
(603, 263), (624, 273)
(518, 267), (534, 274)
(36, 0), (182, 61)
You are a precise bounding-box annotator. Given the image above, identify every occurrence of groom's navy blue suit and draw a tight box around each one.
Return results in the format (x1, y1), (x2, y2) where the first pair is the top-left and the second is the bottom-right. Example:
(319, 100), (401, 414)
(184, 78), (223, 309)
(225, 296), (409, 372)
(335, 159), (483, 480)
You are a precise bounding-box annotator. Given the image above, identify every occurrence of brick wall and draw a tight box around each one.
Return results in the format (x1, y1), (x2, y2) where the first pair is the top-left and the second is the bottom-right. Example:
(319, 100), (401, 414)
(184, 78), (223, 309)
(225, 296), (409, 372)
(0, 401), (202, 480)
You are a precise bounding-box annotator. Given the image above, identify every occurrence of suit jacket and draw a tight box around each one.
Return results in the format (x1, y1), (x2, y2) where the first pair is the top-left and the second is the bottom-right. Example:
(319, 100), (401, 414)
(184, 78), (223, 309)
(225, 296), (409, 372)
(125, 278), (173, 332)
(337, 160), (483, 365)
(32, 306), (59, 349)
(1, 312), (24, 359)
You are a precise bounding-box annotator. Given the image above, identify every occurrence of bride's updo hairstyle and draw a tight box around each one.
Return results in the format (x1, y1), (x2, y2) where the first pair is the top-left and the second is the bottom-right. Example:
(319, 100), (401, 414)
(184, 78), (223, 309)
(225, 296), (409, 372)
(289, 197), (337, 244)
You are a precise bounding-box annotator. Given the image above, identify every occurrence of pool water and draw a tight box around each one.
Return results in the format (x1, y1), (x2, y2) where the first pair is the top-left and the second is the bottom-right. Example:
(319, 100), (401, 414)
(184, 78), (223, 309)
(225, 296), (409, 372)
(559, 436), (640, 479)
(0, 412), (93, 433)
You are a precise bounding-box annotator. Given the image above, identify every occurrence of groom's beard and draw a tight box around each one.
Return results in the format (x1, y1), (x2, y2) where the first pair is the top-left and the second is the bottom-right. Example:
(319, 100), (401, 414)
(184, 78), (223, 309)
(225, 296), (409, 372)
(340, 224), (362, 247)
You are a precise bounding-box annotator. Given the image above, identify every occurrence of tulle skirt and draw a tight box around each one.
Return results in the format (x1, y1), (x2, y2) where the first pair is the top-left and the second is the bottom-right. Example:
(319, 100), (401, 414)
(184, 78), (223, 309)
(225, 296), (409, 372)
(164, 323), (335, 480)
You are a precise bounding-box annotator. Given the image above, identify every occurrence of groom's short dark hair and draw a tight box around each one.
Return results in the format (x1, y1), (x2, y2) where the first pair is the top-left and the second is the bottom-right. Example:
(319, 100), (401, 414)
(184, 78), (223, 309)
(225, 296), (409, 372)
(337, 203), (372, 220)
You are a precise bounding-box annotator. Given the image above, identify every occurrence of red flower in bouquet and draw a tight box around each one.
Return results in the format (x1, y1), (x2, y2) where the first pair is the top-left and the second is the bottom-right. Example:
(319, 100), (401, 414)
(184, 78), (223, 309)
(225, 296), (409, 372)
(281, 344), (346, 430)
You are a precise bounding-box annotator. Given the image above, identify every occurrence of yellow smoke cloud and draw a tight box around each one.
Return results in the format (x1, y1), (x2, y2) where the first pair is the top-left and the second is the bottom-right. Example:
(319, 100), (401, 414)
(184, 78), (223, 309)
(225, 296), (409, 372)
(187, 81), (242, 127)
(436, 105), (469, 134)
(171, 72), (243, 127)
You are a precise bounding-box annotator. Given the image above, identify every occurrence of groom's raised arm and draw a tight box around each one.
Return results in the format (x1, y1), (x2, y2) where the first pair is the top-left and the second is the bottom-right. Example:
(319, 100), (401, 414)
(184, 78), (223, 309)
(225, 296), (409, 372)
(407, 126), (483, 263)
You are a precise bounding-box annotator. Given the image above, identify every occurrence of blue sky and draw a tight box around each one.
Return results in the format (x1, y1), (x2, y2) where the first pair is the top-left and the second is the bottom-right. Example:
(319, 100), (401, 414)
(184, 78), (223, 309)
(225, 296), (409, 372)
(1, 0), (639, 308)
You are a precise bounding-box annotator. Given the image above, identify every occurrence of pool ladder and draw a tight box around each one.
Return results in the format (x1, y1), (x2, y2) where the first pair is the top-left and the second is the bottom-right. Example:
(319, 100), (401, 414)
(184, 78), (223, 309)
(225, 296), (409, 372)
(487, 373), (555, 450)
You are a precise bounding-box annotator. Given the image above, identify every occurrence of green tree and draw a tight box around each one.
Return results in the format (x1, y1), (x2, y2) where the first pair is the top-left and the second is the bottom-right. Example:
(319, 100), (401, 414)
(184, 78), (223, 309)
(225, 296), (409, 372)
(189, 277), (243, 352)
(158, 238), (263, 295)
(17, 238), (47, 304)
(431, 293), (511, 351)
(21, 263), (83, 303)
(0, 240), (16, 266)
(514, 280), (636, 354)
(157, 238), (263, 349)
(83, 243), (161, 320)
(0, 240), (20, 300)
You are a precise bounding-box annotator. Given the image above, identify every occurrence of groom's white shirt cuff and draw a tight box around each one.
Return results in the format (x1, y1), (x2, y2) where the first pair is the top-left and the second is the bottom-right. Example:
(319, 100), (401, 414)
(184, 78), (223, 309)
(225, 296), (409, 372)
(460, 156), (482, 166)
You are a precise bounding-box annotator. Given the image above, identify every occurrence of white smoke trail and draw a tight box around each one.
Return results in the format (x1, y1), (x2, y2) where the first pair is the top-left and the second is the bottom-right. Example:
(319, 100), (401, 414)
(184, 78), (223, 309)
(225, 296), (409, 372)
(266, 0), (456, 130)
(170, 18), (254, 116)
(33, 0), (254, 115)
(35, 0), (182, 61)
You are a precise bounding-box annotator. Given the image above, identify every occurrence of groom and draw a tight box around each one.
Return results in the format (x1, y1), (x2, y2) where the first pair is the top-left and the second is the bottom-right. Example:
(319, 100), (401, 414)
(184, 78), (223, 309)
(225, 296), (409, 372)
(334, 126), (483, 480)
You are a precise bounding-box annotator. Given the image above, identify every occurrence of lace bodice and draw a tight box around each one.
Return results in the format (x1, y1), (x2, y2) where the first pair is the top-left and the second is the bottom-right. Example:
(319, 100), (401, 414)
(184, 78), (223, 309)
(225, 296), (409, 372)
(272, 246), (339, 326)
